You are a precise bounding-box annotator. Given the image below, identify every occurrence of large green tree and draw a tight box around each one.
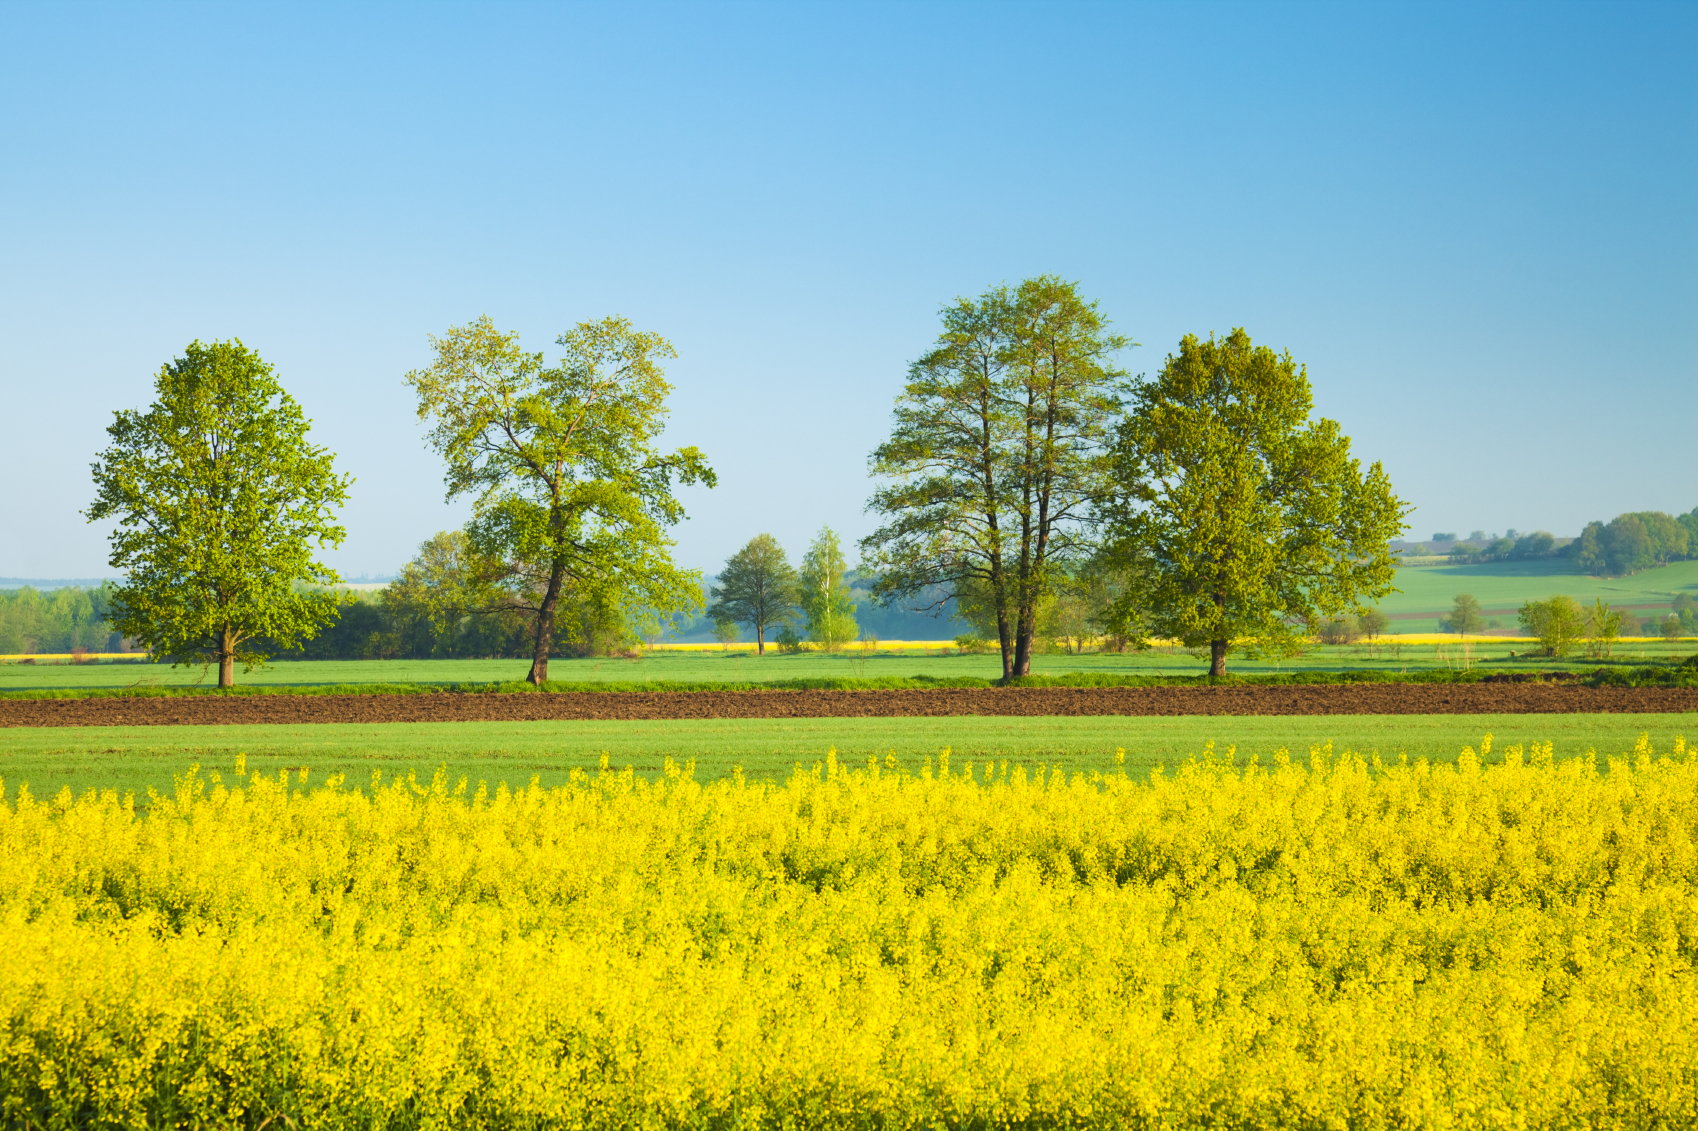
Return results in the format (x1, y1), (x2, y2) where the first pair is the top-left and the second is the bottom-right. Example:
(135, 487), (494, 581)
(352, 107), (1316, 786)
(86, 340), (351, 686)
(862, 276), (1130, 678)
(707, 533), (798, 654)
(799, 525), (858, 652)
(405, 315), (714, 683)
(1102, 329), (1407, 676)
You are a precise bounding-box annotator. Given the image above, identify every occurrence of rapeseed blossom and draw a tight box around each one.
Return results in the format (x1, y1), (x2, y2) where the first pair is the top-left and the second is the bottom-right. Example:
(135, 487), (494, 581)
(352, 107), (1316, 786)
(0, 737), (1694, 1128)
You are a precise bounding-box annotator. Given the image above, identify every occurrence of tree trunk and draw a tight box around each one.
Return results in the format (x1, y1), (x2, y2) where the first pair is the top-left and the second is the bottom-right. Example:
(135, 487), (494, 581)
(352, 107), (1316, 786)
(218, 626), (236, 688)
(756, 624), (765, 655)
(995, 608), (1014, 681)
(1010, 612), (1034, 678)
(1209, 639), (1228, 677)
(527, 560), (566, 685)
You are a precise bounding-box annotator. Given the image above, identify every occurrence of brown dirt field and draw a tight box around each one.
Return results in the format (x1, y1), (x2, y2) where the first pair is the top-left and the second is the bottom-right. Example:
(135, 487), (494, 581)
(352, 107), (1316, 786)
(2, 685), (1695, 728)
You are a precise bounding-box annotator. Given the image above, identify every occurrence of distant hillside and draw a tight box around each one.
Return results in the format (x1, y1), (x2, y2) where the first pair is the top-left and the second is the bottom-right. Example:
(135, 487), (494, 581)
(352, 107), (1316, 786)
(0, 578), (116, 591)
(1376, 559), (1698, 634)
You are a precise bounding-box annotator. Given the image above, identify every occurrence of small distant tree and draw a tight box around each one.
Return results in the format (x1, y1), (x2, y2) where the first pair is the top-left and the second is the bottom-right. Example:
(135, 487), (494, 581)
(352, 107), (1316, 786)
(1315, 615), (1360, 646)
(1442, 594), (1484, 636)
(1358, 609), (1389, 640)
(1447, 542), (1478, 564)
(711, 618), (738, 650)
(1583, 598), (1625, 660)
(1519, 595), (1585, 658)
(1660, 614), (1686, 641)
(708, 534), (798, 655)
(86, 340), (352, 687)
(1675, 594), (1698, 634)
(800, 526), (858, 652)
(1431, 532), (1456, 543)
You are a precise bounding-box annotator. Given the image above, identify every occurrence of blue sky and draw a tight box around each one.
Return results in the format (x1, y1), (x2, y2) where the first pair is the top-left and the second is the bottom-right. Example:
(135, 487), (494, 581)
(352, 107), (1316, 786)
(2, 0), (1694, 579)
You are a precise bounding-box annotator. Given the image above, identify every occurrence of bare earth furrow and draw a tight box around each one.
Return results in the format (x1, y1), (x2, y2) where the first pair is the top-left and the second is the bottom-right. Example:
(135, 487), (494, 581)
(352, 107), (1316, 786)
(2, 685), (1695, 728)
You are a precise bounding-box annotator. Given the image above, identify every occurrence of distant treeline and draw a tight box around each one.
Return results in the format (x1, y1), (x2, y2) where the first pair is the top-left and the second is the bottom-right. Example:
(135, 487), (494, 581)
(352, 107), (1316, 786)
(0, 585), (126, 654)
(1432, 506), (1697, 576)
(281, 571), (966, 661)
(0, 574), (966, 661)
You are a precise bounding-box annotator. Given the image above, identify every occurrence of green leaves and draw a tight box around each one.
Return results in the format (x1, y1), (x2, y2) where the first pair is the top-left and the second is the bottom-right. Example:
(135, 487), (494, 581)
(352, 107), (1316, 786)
(863, 276), (1131, 678)
(709, 534), (799, 653)
(1103, 329), (1409, 674)
(85, 340), (351, 685)
(406, 316), (715, 681)
(800, 526), (858, 651)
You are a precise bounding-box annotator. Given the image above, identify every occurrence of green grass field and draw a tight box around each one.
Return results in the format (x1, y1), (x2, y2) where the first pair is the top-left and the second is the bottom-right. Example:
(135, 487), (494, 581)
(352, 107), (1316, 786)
(1378, 558), (1698, 629)
(3, 713), (1692, 797)
(4, 639), (1696, 694)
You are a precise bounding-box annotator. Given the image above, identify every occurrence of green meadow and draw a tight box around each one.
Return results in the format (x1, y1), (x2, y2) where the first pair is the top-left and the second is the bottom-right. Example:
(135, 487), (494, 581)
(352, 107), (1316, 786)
(3, 713), (1692, 798)
(1378, 558), (1698, 628)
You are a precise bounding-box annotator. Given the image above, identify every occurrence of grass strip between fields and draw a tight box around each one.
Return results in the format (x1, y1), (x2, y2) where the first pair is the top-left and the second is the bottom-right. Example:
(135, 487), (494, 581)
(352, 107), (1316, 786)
(5, 663), (1697, 700)
(4, 712), (1694, 798)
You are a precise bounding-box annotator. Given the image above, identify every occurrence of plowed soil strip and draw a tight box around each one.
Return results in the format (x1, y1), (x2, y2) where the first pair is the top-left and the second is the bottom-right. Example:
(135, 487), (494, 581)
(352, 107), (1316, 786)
(3, 685), (1696, 728)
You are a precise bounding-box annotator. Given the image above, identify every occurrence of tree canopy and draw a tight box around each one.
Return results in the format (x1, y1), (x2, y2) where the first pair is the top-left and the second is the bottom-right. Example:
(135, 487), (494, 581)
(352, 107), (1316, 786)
(1101, 329), (1407, 676)
(862, 276), (1130, 678)
(405, 315), (715, 683)
(800, 526), (858, 651)
(85, 340), (351, 686)
(708, 534), (798, 654)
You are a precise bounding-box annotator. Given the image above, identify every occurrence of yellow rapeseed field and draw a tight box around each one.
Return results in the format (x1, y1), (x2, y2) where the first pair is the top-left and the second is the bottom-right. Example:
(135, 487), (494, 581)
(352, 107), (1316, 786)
(2, 738), (1695, 1129)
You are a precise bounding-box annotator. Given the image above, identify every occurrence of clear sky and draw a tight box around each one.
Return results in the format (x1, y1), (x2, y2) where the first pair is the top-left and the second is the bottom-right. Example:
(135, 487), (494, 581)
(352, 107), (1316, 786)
(2, 0), (1694, 579)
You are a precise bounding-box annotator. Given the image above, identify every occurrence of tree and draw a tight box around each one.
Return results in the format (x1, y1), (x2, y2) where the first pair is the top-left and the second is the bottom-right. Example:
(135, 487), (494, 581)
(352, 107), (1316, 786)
(1442, 594), (1484, 636)
(1315, 615), (1360, 645)
(1519, 595), (1585, 658)
(1571, 521), (1606, 574)
(86, 340), (350, 687)
(1600, 514), (1654, 576)
(711, 618), (739, 650)
(382, 530), (530, 659)
(862, 276), (1130, 679)
(1100, 329), (1407, 676)
(708, 534), (798, 655)
(1512, 530), (1555, 559)
(406, 316), (715, 684)
(1358, 608), (1389, 640)
(800, 526), (858, 652)
(1584, 598), (1624, 660)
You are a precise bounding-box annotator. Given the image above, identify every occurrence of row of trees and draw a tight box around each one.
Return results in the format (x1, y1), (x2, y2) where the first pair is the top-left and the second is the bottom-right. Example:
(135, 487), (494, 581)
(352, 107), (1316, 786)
(1443, 591), (1696, 642)
(1571, 510), (1696, 577)
(1434, 510), (1697, 576)
(0, 586), (124, 655)
(860, 279), (1407, 678)
(82, 280), (1409, 684)
(1442, 530), (1559, 565)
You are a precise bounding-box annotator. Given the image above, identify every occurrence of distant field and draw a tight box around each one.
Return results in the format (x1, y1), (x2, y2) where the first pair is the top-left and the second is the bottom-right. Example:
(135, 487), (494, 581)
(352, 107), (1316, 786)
(1378, 558), (1698, 630)
(4, 713), (1692, 797)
